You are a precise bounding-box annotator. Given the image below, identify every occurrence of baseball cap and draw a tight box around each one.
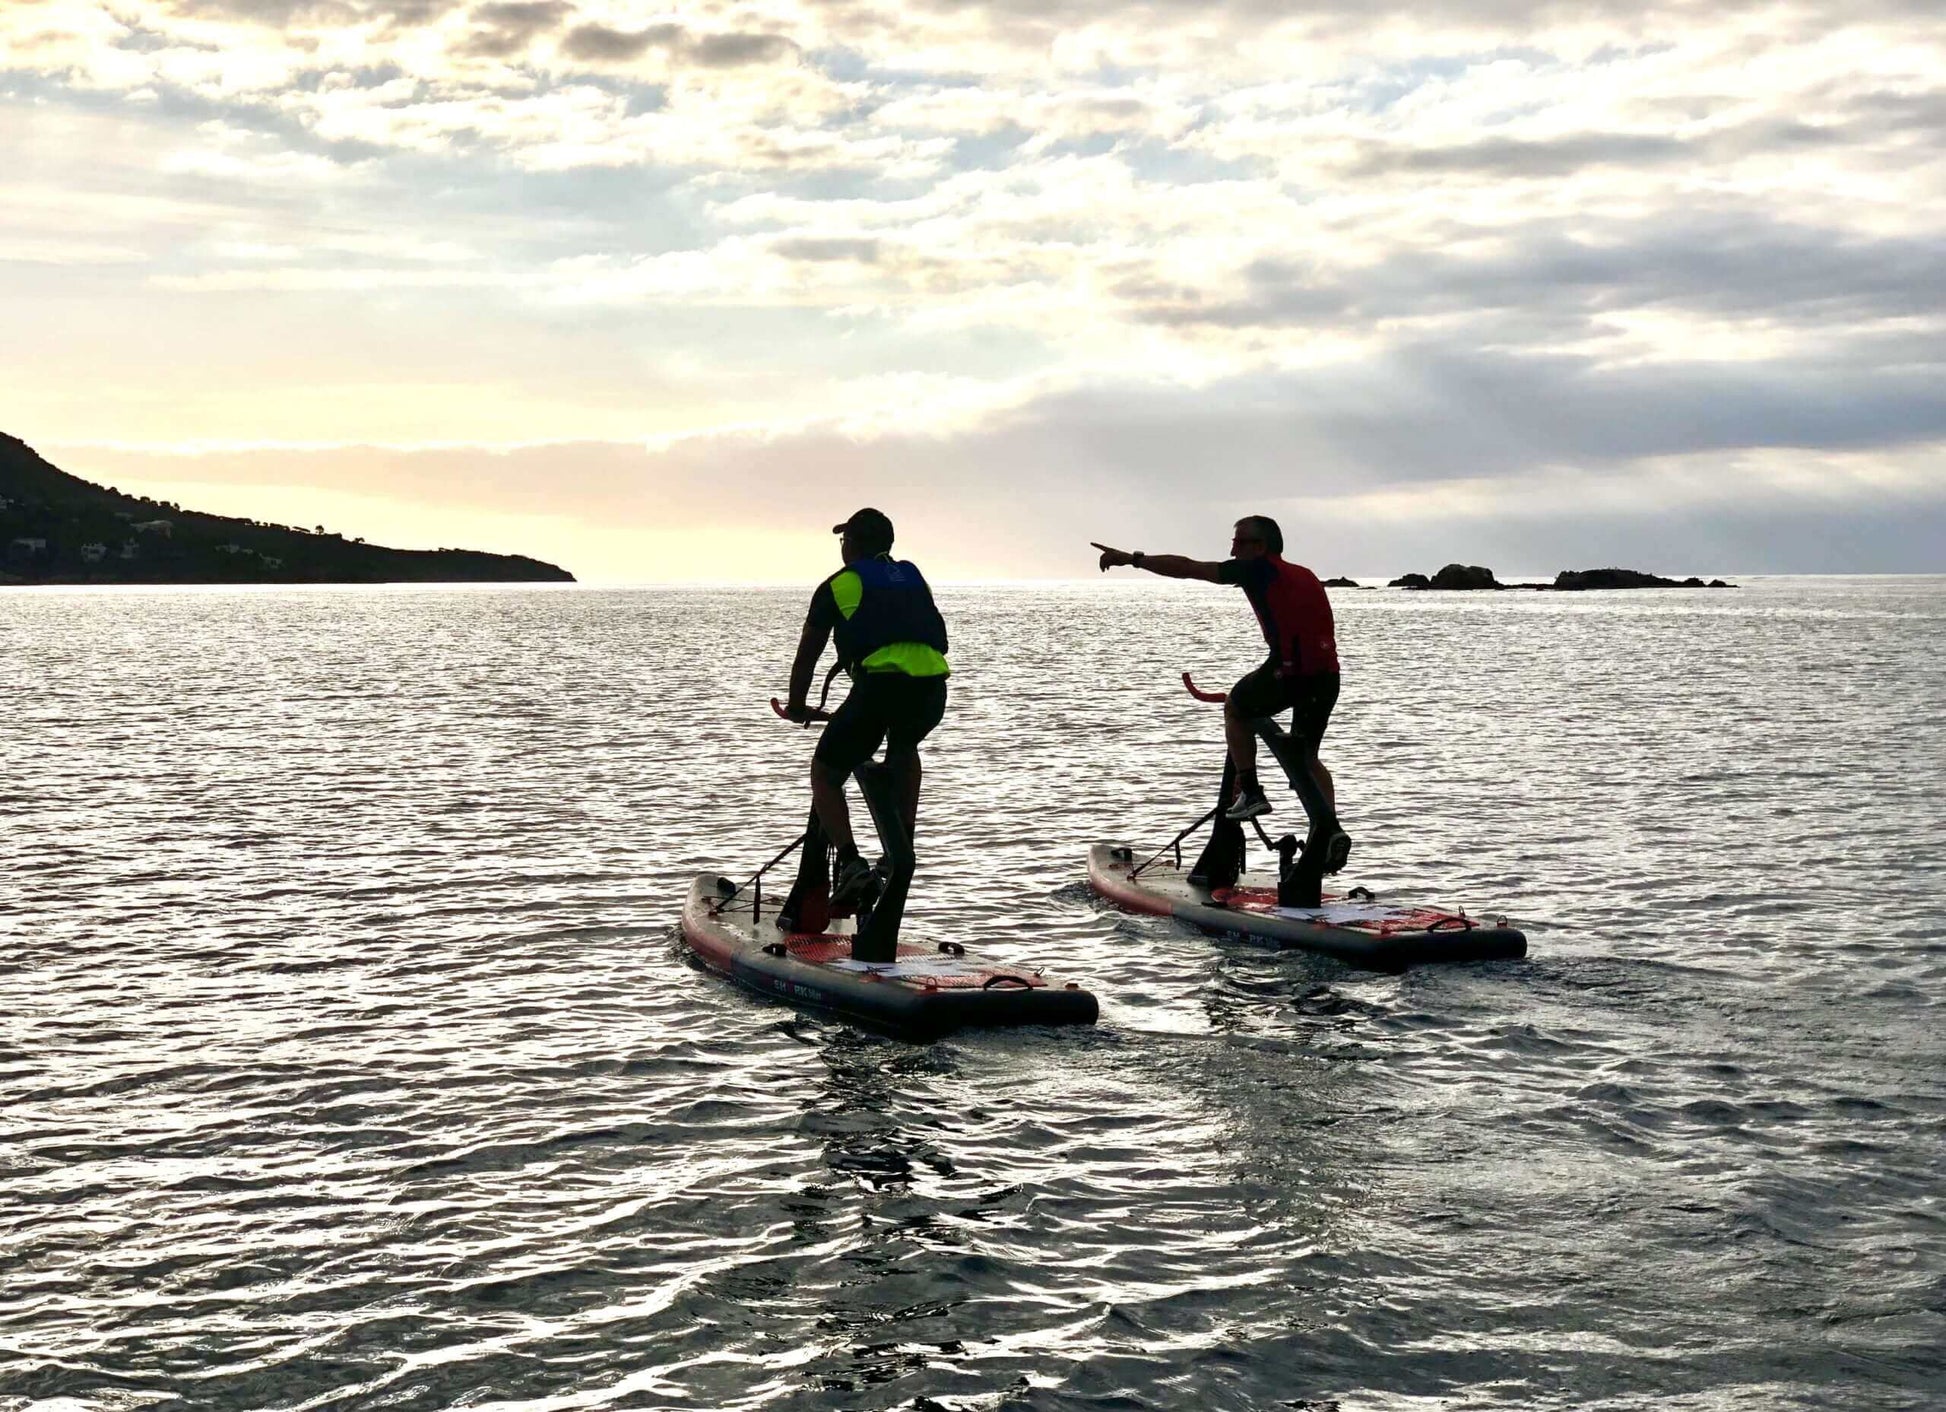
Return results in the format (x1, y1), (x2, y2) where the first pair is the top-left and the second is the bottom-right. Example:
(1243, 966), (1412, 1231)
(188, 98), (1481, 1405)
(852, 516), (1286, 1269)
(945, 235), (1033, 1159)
(831, 507), (894, 548)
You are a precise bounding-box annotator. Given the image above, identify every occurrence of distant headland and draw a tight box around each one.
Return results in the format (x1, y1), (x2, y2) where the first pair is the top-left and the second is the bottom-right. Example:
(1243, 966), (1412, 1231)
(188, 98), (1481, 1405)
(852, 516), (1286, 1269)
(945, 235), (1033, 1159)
(1, 434), (573, 585)
(1328, 564), (1735, 591)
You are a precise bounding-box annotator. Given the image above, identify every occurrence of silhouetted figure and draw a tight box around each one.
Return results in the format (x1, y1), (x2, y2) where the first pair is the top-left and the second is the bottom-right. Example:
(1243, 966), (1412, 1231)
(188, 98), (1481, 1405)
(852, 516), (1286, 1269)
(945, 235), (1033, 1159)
(781, 509), (951, 954)
(1093, 516), (1350, 896)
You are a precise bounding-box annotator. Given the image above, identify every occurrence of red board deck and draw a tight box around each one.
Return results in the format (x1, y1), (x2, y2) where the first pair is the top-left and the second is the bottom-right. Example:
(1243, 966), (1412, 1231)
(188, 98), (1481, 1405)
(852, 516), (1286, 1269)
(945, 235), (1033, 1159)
(1087, 843), (1526, 970)
(681, 875), (1099, 1040)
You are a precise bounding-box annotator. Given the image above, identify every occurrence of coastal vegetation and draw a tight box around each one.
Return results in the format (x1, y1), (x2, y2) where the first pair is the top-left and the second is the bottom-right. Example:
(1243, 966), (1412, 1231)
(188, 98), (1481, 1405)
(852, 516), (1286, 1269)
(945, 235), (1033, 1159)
(1, 435), (572, 585)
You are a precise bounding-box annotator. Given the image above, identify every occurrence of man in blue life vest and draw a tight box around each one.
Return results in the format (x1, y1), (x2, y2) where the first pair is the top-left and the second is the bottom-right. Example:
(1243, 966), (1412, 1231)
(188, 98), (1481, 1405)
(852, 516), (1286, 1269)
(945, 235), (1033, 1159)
(784, 508), (952, 902)
(1093, 516), (1350, 869)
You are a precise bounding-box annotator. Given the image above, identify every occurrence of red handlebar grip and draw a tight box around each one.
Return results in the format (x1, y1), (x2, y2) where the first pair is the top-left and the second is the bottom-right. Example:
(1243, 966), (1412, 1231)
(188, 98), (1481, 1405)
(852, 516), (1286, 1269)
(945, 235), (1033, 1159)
(1182, 672), (1228, 704)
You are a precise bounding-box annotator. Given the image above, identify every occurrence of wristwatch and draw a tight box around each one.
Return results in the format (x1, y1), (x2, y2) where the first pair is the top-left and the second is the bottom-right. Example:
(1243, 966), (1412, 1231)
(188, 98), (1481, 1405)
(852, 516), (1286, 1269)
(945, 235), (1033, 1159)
(1132, 550), (1146, 567)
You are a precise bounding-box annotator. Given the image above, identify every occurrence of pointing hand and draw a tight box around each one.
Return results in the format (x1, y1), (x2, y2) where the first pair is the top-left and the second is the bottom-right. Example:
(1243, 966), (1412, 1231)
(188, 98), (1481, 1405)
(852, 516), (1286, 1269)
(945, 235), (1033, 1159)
(1091, 541), (1131, 572)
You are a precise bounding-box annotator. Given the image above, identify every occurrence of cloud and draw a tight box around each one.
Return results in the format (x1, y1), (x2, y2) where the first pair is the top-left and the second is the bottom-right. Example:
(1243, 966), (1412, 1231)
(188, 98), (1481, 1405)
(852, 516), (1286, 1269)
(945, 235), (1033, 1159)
(457, 0), (571, 59)
(1343, 132), (1693, 179)
(558, 22), (797, 69)
(690, 31), (798, 69)
(770, 235), (881, 261)
(558, 22), (681, 63)
(45, 336), (1946, 579)
(160, 0), (461, 26)
(1124, 213), (1946, 337)
(5, 0), (1945, 573)
(905, 344), (1946, 503)
(48, 435), (1946, 584)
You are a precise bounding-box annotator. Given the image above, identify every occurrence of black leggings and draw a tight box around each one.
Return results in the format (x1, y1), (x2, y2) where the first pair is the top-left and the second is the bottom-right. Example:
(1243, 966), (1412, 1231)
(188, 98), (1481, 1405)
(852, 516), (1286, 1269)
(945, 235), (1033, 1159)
(814, 673), (948, 775)
(1230, 666), (1339, 830)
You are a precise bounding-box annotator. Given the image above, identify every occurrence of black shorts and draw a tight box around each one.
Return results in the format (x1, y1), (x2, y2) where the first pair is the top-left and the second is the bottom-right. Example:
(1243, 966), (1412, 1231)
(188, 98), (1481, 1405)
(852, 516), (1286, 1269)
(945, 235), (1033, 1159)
(1229, 663), (1339, 752)
(814, 672), (949, 774)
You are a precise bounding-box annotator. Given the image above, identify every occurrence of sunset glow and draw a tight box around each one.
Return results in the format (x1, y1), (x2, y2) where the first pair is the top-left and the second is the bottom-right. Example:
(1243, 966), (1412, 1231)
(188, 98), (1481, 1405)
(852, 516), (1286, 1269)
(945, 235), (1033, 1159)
(6, 0), (1943, 578)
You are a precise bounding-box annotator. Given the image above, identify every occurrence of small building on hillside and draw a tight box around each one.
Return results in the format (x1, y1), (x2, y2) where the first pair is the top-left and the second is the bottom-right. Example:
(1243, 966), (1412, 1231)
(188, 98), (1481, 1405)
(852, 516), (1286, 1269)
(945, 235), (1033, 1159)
(132, 519), (172, 536)
(80, 542), (107, 563)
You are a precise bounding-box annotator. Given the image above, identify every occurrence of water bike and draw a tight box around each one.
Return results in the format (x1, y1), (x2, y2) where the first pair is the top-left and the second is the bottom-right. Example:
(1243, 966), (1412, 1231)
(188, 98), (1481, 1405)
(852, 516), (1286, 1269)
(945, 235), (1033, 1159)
(680, 687), (1099, 1040)
(1088, 673), (1526, 970)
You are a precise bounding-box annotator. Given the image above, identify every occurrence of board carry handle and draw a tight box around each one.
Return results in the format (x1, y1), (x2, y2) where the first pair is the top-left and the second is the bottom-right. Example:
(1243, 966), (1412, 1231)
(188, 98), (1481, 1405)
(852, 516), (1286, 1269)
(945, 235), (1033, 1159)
(982, 974), (1037, 990)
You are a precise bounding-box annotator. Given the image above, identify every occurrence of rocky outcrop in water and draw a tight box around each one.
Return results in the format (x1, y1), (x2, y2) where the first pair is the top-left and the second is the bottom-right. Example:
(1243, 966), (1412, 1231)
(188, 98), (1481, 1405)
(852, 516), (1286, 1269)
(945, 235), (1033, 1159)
(1384, 563), (1736, 590)
(1431, 563), (1501, 590)
(1552, 568), (1734, 590)
(1, 433), (575, 585)
(1389, 564), (1502, 589)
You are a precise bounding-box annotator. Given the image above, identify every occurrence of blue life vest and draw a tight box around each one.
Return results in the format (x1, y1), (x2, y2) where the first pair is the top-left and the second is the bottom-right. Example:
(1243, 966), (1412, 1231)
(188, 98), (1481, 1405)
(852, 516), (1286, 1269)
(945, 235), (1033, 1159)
(829, 557), (950, 675)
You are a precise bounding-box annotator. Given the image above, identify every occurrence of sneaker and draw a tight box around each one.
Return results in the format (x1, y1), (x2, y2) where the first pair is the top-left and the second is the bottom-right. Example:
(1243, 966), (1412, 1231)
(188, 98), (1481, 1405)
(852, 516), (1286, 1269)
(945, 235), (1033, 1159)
(1322, 830), (1353, 874)
(830, 854), (873, 906)
(1224, 787), (1272, 821)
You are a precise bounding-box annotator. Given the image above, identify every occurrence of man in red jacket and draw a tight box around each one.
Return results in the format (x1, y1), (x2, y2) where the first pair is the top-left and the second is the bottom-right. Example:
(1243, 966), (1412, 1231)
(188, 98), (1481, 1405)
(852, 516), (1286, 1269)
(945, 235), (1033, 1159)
(1093, 516), (1347, 863)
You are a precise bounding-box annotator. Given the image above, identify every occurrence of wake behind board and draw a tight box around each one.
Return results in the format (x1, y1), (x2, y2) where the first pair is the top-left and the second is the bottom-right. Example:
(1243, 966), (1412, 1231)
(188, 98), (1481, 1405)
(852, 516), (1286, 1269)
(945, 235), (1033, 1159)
(682, 875), (1099, 1041)
(1089, 843), (1525, 970)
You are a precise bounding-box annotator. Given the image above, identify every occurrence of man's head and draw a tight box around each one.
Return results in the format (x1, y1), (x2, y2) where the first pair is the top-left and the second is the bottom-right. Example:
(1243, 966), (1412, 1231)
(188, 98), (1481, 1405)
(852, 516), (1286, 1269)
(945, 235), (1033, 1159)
(833, 507), (894, 563)
(1231, 515), (1283, 560)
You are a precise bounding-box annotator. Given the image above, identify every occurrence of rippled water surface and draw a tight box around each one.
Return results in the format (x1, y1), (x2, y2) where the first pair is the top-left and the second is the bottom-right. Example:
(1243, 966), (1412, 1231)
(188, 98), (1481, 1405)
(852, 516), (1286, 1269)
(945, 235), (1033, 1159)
(4, 577), (1943, 1411)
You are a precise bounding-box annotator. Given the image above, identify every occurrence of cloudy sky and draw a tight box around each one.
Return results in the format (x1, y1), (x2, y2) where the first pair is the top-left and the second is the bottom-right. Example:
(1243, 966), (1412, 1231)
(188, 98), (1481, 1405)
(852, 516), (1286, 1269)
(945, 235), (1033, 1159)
(3, 0), (1943, 580)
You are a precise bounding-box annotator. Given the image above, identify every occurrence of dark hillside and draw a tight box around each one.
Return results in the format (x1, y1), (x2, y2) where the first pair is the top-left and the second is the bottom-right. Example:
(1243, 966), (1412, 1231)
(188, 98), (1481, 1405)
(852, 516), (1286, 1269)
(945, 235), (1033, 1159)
(1, 434), (573, 584)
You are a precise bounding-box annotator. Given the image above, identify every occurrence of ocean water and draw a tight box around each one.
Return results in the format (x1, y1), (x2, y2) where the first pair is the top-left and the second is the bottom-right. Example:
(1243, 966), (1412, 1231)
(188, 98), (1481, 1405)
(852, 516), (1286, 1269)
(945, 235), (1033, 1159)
(2, 576), (1942, 1412)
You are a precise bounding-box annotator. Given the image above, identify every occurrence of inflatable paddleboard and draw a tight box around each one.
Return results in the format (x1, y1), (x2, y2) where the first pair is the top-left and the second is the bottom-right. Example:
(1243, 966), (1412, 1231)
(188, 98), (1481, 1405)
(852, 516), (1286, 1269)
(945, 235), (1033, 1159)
(1088, 843), (1525, 970)
(682, 875), (1099, 1040)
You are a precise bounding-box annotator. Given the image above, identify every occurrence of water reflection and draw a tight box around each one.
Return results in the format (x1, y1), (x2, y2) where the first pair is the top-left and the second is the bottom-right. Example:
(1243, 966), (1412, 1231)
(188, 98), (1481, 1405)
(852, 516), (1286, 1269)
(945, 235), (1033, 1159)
(777, 1026), (983, 1396)
(2, 579), (1941, 1410)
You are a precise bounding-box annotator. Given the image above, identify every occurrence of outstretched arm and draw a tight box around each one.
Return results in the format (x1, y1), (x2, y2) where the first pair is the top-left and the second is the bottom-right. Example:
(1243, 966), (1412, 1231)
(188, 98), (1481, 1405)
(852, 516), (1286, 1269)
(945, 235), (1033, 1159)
(1091, 542), (1224, 583)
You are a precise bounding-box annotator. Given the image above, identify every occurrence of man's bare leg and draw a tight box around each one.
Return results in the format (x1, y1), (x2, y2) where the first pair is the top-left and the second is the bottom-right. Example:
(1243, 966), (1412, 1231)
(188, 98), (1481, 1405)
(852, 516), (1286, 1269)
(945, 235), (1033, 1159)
(1223, 700), (1259, 789)
(1310, 754), (1336, 810)
(810, 760), (855, 852)
(885, 747), (923, 841)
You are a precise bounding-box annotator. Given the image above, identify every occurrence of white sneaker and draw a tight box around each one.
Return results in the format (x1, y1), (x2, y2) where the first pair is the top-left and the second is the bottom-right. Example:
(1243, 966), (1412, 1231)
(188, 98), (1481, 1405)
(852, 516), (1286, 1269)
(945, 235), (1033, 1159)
(1224, 788), (1272, 821)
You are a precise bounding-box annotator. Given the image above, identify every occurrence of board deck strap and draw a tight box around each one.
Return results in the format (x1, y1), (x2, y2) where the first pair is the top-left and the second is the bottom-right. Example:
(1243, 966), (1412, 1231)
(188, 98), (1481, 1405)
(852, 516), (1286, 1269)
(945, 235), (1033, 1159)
(1088, 843), (1525, 969)
(681, 875), (1099, 1041)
